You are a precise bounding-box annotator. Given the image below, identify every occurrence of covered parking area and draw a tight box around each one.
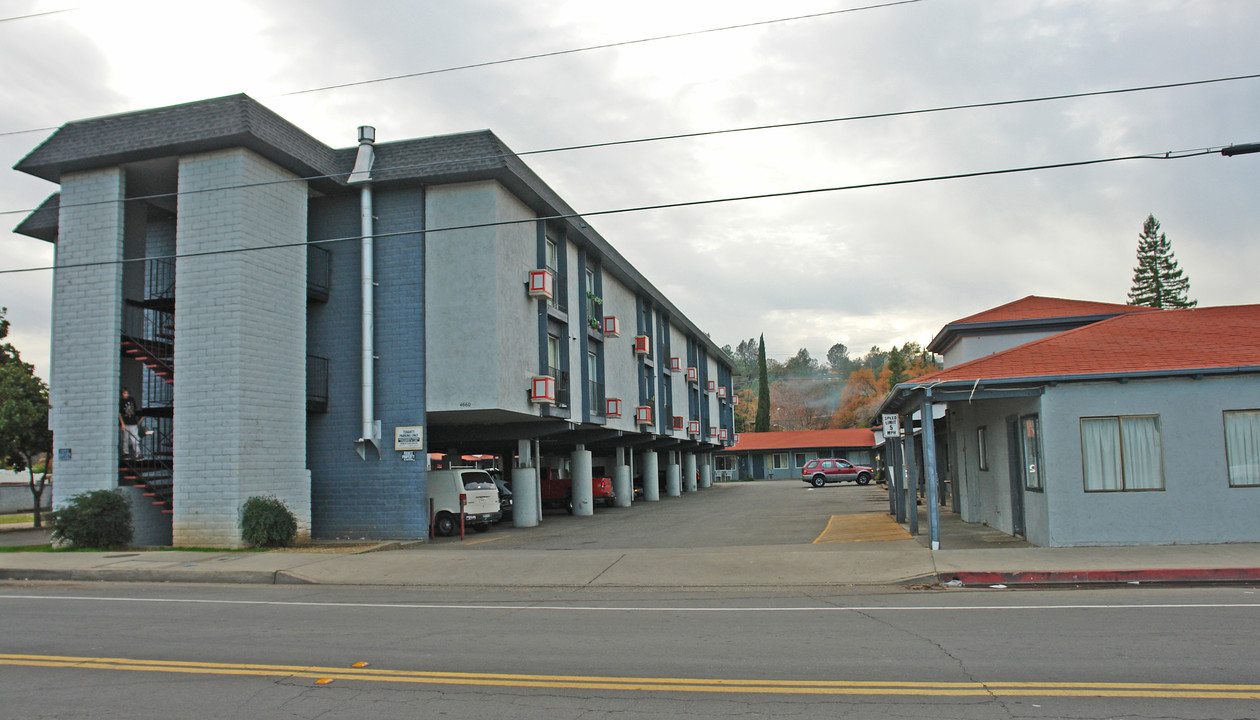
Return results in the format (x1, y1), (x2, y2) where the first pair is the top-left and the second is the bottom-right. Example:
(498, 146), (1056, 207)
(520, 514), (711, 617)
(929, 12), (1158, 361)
(426, 413), (723, 528)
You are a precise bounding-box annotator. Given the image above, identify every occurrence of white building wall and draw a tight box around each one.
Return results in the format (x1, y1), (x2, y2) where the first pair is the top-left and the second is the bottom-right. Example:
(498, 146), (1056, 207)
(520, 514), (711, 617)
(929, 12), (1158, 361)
(49, 168), (126, 505)
(669, 323), (687, 433)
(426, 181), (539, 415)
(945, 331), (1059, 368)
(601, 271), (639, 432)
(173, 148), (310, 546)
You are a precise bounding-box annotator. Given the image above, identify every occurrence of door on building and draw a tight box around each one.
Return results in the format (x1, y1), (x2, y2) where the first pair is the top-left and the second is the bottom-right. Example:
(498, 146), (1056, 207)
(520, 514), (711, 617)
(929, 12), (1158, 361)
(1005, 416), (1026, 537)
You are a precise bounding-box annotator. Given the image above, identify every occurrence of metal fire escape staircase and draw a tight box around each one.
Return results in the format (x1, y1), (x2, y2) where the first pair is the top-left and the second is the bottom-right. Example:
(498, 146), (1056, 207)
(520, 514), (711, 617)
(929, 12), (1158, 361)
(119, 259), (175, 513)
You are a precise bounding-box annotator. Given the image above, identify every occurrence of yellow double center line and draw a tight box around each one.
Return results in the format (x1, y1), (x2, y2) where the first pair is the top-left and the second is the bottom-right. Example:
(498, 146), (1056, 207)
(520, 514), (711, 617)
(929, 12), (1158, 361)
(2, 654), (1258, 699)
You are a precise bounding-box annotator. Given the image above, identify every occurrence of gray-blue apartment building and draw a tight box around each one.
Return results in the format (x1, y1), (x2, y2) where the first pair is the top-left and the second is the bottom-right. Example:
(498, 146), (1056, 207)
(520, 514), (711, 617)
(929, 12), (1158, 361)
(14, 94), (735, 546)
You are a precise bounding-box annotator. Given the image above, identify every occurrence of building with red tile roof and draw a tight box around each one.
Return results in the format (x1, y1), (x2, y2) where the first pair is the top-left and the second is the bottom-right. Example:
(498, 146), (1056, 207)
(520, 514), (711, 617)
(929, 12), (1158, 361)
(927, 295), (1155, 368)
(880, 301), (1260, 548)
(717, 429), (877, 480)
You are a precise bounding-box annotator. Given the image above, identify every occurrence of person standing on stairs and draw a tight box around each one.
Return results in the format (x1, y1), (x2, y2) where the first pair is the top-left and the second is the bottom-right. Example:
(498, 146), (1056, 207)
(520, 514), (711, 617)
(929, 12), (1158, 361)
(119, 388), (141, 460)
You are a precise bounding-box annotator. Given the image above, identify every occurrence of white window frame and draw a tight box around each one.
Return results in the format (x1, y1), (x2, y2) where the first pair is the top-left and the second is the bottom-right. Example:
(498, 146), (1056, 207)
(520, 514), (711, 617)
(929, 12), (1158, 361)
(977, 426), (989, 471)
(1021, 414), (1044, 491)
(1224, 409), (1260, 487)
(771, 453), (788, 470)
(1080, 415), (1164, 492)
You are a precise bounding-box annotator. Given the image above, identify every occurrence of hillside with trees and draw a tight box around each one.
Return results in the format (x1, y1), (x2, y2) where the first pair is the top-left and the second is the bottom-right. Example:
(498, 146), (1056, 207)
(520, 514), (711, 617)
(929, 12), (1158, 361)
(721, 338), (940, 431)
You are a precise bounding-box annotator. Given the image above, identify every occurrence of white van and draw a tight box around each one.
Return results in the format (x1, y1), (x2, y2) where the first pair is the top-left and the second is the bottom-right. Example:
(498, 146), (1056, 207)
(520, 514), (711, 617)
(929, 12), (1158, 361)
(428, 468), (501, 536)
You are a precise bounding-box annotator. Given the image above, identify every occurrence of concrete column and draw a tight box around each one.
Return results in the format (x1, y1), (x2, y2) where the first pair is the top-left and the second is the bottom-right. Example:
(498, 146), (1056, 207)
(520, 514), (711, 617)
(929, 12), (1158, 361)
(699, 453), (712, 488)
(512, 439), (538, 527)
(49, 168), (126, 507)
(571, 444), (593, 515)
(903, 414), (919, 536)
(683, 452), (697, 492)
(922, 394), (941, 550)
(512, 466), (539, 528)
(641, 450), (660, 501)
(613, 446), (632, 508)
(173, 148), (310, 547)
(666, 452), (681, 497)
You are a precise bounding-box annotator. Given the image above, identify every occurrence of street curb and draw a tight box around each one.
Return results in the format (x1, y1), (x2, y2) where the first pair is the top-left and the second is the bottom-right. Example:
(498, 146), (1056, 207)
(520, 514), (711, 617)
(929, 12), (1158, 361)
(940, 568), (1260, 587)
(0, 568), (302, 585)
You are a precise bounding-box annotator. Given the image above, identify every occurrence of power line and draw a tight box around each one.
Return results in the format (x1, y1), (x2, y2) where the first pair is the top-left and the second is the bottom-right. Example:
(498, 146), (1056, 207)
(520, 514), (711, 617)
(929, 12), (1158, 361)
(3, 71), (1256, 218)
(0, 146), (1221, 277)
(0, 7), (77, 23)
(0, 0), (922, 137)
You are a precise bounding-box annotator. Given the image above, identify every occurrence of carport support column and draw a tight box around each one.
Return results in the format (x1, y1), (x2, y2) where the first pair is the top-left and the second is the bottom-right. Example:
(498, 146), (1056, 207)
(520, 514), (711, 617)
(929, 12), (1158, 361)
(666, 452), (682, 497)
(683, 452), (697, 492)
(513, 439), (540, 528)
(613, 447), (632, 508)
(571, 444), (594, 516)
(903, 413), (919, 536)
(642, 450), (660, 501)
(699, 453), (712, 488)
(921, 392), (941, 550)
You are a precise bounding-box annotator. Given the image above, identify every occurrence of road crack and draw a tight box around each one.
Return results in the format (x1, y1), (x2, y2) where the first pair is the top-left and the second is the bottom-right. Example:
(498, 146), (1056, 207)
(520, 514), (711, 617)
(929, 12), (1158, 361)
(587, 553), (627, 585)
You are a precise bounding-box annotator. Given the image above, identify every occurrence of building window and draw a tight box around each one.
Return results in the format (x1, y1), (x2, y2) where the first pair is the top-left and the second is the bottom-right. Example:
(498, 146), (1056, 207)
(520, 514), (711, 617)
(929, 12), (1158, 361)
(588, 351), (603, 416)
(794, 453), (806, 468)
(771, 453), (787, 470)
(546, 238), (558, 272)
(1080, 415), (1164, 491)
(1224, 410), (1260, 487)
(547, 334), (561, 377)
(977, 426), (989, 471)
(1021, 415), (1043, 490)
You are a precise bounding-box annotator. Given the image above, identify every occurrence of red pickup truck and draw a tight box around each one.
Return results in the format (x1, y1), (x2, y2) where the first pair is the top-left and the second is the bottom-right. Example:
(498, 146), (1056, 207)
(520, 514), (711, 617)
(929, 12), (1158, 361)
(541, 468), (616, 512)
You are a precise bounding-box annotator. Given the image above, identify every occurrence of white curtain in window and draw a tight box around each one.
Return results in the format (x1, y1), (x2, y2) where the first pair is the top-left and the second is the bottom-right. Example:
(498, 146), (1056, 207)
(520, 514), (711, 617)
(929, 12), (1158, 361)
(1081, 418), (1122, 491)
(1121, 416), (1163, 490)
(1225, 410), (1260, 487)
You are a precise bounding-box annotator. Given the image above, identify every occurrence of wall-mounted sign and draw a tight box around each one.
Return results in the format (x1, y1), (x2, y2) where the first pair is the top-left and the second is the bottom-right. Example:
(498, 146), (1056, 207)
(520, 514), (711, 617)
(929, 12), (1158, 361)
(881, 414), (901, 436)
(394, 426), (424, 451)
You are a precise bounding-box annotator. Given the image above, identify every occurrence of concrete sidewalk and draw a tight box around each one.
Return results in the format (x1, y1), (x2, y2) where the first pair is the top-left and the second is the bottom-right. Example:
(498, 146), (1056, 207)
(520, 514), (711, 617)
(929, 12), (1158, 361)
(3, 523), (1259, 589)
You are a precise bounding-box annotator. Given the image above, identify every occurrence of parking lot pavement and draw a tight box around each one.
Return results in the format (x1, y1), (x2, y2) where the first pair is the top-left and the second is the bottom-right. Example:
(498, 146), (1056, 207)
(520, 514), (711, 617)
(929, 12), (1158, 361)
(427, 480), (899, 551)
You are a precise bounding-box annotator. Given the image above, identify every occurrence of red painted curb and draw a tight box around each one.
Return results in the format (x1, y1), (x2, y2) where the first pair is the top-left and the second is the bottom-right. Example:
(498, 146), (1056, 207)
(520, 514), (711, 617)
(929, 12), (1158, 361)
(940, 568), (1260, 586)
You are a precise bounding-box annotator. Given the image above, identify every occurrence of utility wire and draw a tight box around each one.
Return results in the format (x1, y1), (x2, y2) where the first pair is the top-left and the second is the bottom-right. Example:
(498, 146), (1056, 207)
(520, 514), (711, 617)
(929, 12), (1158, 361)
(277, 0), (922, 97)
(2, 71), (1256, 218)
(0, 0), (921, 137)
(0, 7), (77, 23)
(0, 146), (1222, 277)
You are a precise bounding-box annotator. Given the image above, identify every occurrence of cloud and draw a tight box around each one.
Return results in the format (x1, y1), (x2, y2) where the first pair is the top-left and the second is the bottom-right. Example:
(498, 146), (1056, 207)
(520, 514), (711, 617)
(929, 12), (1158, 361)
(2, 0), (1259, 378)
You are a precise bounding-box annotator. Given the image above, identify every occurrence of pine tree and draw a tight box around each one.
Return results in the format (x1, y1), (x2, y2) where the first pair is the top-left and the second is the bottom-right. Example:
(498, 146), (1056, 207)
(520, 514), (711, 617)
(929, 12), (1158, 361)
(1127, 214), (1196, 309)
(755, 335), (771, 432)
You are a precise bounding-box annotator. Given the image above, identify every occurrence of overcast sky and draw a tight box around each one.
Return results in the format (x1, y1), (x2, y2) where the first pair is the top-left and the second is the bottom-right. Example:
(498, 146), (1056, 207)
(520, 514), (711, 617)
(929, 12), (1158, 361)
(2, 0), (1259, 381)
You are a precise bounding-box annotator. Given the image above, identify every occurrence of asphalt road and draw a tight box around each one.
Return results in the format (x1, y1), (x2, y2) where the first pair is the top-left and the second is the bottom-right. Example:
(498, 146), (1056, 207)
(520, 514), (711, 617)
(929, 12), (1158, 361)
(1, 582), (1258, 718)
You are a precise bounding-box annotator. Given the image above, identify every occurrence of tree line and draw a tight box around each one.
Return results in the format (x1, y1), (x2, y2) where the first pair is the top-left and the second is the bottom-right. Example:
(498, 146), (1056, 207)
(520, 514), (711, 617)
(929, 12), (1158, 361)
(721, 336), (941, 432)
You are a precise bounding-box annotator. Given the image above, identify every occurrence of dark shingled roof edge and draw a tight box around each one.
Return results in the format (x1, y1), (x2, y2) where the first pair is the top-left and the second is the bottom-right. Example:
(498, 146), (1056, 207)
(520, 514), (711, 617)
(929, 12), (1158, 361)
(11, 94), (732, 365)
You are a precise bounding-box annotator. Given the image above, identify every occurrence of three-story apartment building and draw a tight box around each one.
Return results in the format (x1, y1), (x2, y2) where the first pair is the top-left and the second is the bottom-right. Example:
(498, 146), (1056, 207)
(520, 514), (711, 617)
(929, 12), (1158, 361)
(14, 94), (734, 546)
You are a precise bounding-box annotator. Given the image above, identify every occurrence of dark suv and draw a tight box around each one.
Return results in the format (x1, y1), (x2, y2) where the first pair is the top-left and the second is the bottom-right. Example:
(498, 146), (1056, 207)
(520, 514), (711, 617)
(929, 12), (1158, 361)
(801, 458), (874, 487)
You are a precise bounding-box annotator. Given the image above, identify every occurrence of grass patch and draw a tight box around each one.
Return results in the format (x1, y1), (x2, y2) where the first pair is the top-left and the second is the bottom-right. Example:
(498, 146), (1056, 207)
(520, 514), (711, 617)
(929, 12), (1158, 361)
(0, 544), (52, 553)
(0, 515), (34, 525)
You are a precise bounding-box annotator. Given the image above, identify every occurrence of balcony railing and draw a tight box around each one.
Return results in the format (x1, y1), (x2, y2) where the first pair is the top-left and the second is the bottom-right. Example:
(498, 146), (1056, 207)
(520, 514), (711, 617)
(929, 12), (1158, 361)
(308, 245), (331, 302)
(307, 355), (329, 413)
(548, 367), (570, 409)
(550, 270), (568, 312)
(144, 257), (175, 304)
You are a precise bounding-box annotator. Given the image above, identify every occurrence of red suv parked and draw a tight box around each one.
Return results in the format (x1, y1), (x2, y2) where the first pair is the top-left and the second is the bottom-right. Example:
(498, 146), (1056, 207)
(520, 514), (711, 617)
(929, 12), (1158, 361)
(801, 458), (874, 487)
(541, 469), (616, 512)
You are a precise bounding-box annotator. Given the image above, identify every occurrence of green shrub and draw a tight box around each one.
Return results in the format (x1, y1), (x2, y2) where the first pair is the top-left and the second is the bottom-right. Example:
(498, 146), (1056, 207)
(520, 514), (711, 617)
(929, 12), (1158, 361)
(51, 489), (133, 548)
(240, 495), (297, 548)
